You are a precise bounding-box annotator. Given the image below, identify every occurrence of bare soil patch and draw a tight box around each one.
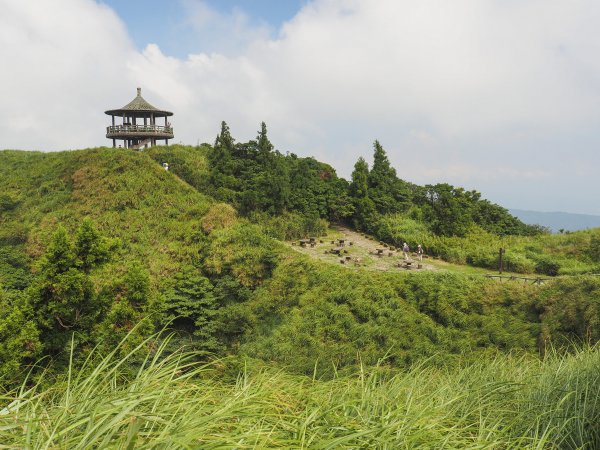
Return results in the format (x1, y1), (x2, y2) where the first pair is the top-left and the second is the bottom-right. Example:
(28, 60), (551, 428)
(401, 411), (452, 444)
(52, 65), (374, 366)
(288, 225), (436, 272)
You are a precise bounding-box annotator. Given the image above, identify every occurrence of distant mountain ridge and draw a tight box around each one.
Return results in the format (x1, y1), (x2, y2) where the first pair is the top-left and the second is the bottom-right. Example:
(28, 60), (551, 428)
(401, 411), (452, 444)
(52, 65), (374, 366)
(509, 209), (600, 233)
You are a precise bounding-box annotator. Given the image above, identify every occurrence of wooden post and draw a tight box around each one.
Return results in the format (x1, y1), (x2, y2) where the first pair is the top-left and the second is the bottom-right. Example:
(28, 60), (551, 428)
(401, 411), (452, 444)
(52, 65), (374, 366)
(499, 247), (505, 274)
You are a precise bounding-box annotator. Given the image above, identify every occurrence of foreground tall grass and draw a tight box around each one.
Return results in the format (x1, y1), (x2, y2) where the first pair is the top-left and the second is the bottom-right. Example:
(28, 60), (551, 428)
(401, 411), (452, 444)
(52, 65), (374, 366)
(0, 335), (598, 449)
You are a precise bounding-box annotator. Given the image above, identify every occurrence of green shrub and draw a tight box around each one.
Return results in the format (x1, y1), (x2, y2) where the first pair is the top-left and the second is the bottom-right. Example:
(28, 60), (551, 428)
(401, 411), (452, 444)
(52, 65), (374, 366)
(0, 193), (19, 212)
(252, 211), (328, 240)
(503, 252), (536, 274)
(538, 276), (600, 346)
(0, 289), (40, 381)
(202, 222), (280, 288)
(534, 255), (561, 276)
(589, 231), (600, 262)
(201, 203), (237, 234)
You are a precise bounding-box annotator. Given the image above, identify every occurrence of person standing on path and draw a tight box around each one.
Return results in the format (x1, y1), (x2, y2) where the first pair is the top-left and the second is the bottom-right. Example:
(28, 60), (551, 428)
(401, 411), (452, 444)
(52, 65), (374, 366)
(402, 242), (410, 261)
(417, 244), (423, 261)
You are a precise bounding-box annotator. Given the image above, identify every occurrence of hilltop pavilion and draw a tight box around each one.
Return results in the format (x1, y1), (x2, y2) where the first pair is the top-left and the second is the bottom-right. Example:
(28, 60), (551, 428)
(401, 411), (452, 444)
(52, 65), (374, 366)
(105, 88), (174, 149)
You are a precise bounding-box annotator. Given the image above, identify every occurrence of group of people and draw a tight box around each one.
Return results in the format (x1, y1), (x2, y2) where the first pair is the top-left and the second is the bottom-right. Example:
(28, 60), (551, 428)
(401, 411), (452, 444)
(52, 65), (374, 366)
(402, 242), (423, 261)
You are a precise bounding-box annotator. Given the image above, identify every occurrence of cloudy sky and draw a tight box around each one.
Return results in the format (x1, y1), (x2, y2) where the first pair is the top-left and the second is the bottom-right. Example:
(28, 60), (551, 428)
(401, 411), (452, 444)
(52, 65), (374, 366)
(1, 0), (599, 214)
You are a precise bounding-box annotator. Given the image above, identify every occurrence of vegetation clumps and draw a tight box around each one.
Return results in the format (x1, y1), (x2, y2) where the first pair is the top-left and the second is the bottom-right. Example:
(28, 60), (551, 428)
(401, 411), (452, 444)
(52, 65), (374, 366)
(0, 123), (599, 446)
(0, 333), (597, 448)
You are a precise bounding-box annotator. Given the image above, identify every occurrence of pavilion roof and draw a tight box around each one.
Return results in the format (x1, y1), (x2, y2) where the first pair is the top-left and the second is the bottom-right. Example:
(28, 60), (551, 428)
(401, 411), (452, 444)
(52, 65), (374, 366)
(105, 88), (173, 117)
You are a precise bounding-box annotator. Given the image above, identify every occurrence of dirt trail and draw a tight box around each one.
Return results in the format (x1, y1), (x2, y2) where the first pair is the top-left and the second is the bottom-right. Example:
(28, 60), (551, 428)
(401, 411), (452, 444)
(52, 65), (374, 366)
(288, 225), (436, 272)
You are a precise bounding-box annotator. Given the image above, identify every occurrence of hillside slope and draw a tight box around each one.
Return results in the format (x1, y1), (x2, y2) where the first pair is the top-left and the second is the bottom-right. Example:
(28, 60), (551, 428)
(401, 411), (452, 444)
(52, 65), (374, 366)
(1, 146), (598, 378)
(0, 147), (213, 282)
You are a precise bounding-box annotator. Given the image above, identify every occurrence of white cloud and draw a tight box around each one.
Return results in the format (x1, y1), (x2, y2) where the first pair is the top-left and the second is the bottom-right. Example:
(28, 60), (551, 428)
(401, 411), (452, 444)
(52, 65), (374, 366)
(179, 0), (273, 56)
(0, 0), (141, 150)
(1, 0), (600, 214)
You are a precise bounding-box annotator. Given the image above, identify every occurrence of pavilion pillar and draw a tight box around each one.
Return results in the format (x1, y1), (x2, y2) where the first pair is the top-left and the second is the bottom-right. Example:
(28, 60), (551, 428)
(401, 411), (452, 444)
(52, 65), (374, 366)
(112, 139), (115, 148)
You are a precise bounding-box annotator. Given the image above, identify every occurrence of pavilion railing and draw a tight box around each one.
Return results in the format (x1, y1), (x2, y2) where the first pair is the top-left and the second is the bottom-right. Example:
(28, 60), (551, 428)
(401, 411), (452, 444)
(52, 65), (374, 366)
(106, 125), (174, 135)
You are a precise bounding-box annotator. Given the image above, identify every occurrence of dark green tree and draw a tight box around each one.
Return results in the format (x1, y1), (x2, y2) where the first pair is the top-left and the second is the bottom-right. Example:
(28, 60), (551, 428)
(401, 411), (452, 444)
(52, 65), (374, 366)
(96, 262), (154, 356)
(29, 224), (110, 356)
(0, 288), (40, 380)
(254, 123), (290, 214)
(74, 218), (115, 273)
(257, 121), (274, 155)
(327, 178), (355, 222)
(368, 141), (396, 189)
(368, 140), (410, 214)
(163, 266), (221, 354)
(350, 157), (377, 230)
(208, 121), (239, 203)
(422, 184), (473, 237)
(350, 157), (369, 198)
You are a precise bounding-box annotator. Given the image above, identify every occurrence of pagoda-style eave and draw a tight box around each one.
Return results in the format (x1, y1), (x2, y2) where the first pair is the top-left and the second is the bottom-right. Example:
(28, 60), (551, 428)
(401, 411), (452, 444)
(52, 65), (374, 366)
(104, 109), (173, 118)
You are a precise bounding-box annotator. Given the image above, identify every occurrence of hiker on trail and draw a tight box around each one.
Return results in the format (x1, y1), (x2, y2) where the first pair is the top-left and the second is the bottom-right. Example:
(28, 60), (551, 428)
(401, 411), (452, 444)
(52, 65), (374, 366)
(402, 242), (410, 261)
(417, 244), (423, 261)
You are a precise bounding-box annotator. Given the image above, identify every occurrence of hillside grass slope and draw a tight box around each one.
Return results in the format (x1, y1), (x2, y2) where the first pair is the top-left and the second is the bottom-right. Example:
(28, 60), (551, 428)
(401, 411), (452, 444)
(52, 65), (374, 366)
(0, 147), (212, 283)
(0, 146), (598, 377)
(0, 144), (599, 448)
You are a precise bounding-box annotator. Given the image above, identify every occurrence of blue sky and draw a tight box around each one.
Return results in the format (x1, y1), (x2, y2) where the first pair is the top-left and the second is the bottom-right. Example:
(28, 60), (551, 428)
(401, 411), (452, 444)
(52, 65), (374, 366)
(101, 0), (306, 57)
(2, 0), (600, 215)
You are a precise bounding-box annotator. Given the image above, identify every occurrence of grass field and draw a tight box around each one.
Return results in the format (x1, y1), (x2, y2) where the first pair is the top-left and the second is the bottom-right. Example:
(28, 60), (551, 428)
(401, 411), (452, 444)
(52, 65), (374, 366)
(1, 333), (597, 449)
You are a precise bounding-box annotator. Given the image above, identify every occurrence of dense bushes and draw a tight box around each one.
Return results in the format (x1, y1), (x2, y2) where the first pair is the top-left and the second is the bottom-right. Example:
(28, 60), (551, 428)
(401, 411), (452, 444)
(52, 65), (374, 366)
(534, 255), (561, 276)
(204, 122), (352, 221)
(235, 259), (543, 375)
(249, 211), (328, 240)
(370, 214), (598, 275)
(0, 289), (39, 381)
(538, 276), (600, 347)
(589, 231), (600, 262)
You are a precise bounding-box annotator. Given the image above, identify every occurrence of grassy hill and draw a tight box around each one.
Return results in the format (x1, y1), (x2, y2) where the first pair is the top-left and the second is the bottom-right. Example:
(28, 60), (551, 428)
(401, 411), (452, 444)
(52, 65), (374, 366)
(0, 146), (213, 283)
(0, 144), (599, 447)
(1, 145), (598, 372)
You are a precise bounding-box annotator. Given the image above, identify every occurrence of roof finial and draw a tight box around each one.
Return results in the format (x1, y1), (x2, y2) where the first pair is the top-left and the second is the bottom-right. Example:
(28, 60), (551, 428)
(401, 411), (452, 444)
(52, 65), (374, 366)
(137, 87), (141, 96)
